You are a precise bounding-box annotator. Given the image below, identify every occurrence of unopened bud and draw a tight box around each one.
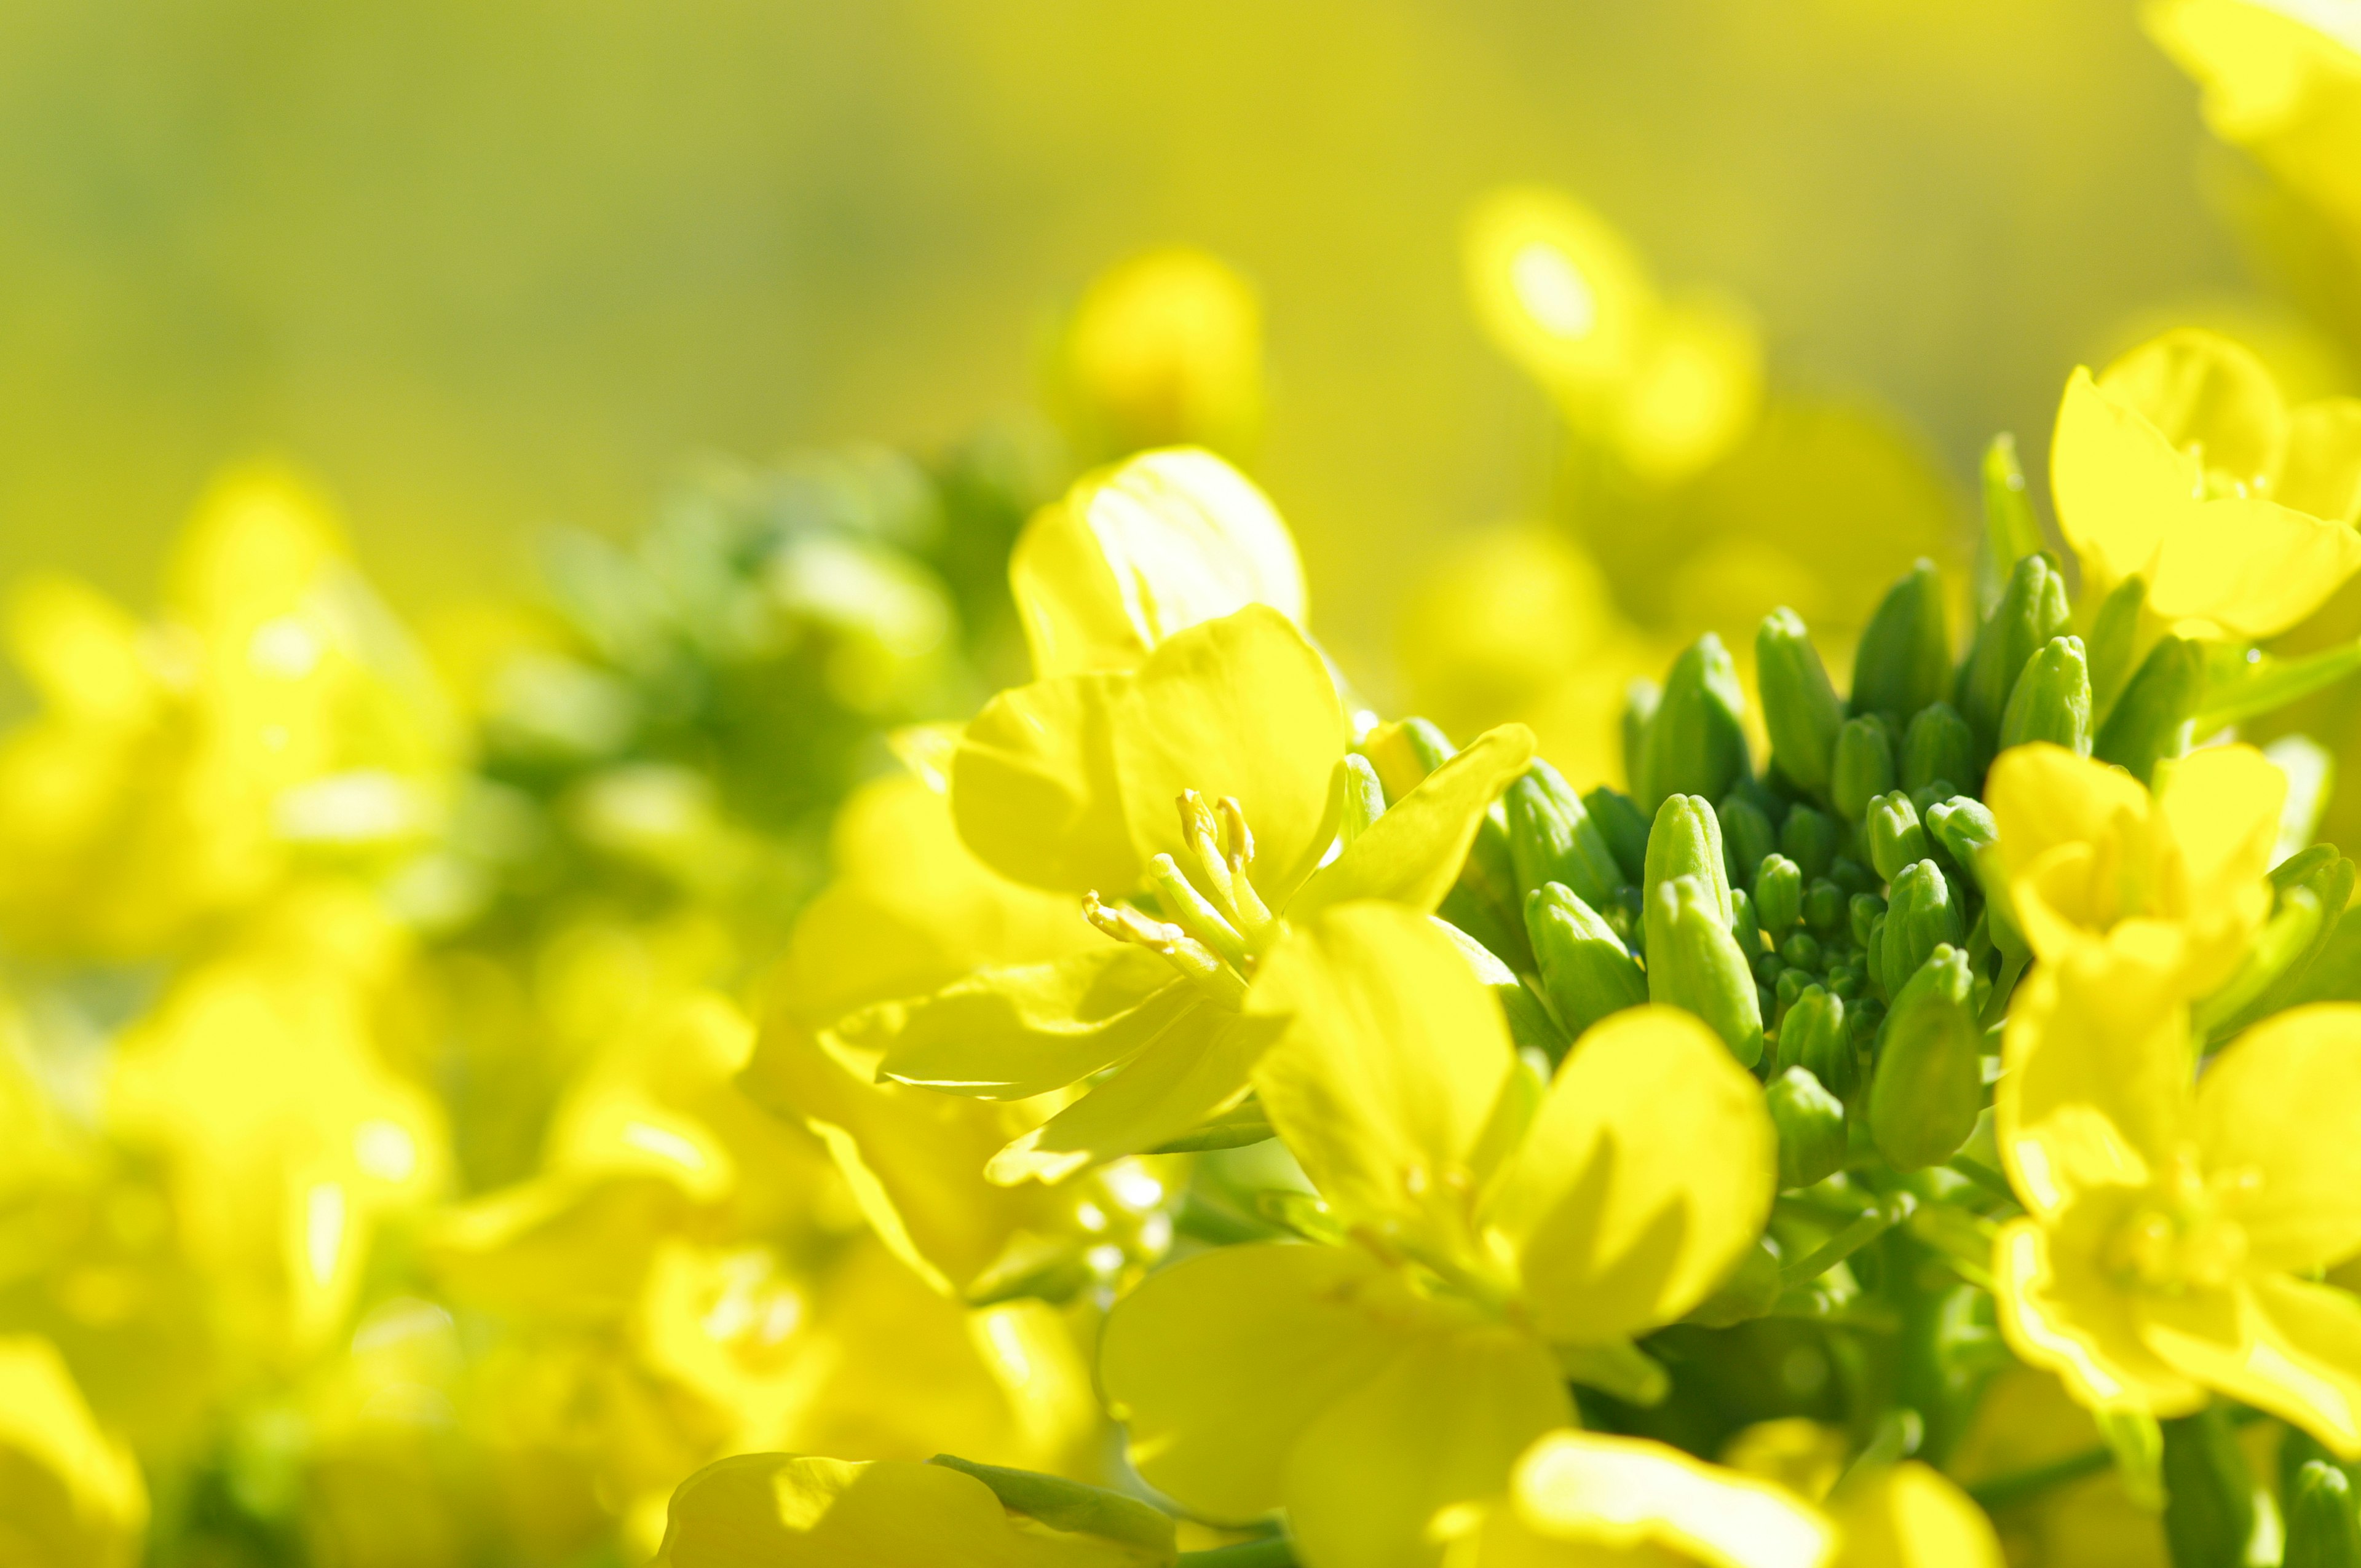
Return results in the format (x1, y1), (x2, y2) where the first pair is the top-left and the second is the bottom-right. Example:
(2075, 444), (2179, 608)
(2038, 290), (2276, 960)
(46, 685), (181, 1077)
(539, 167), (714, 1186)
(1867, 945), (1982, 1170)
(1767, 1066), (1848, 1189)
(2285, 1461), (2360, 1568)
(2087, 573), (2148, 727)
(1645, 873), (1766, 1067)
(1832, 717), (1897, 825)
(1787, 986), (1856, 1097)
(1865, 791), (1932, 885)
(1639, 634), (1751, 810)
(1850, 560), (1951, 727)
(1623, 679), (1661, 803)
(1851, 891), (1888, 951)
(2094, 635), (2203, 787)
(1755, 854), (1804, 935)
(1528, 883), (1649, 1037)
(1923, 796), (1998, 875)
(1780, 803), (1839, 881)
(2161, 1408), (2260, 1568)
(1998, 634), (2092, 756)
(1757, 607), (1846, 795)
(1583, 786), (1653, 888)
(1804, 878), (1848, 934)
(1730, 886), (1765, 950)
(1506, 758), (1624, 908)
(1879, 859), (1964, 994)
(1901, 702), (1974, 796)
(1959, 551), (2070, 753)
(1718, 790), (1778, 891)
(1643, 795), (1734, 926)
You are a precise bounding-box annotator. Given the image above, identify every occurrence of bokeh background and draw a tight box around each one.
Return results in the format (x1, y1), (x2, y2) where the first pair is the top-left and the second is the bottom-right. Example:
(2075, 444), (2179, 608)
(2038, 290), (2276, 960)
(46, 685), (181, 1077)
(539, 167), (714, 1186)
(0, 0), (2300, 692)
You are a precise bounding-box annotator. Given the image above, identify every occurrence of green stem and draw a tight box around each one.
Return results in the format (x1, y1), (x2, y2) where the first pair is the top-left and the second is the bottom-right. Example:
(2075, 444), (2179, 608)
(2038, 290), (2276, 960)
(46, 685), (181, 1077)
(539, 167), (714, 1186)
(1966, 1446), (2114, 1511)
(1780, 1192), (1916, 1290)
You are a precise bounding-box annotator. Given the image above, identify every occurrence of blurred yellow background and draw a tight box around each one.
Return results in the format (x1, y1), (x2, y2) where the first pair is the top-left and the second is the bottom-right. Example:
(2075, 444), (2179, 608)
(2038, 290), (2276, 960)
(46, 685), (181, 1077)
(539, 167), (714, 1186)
(0, 0), (2285, 692)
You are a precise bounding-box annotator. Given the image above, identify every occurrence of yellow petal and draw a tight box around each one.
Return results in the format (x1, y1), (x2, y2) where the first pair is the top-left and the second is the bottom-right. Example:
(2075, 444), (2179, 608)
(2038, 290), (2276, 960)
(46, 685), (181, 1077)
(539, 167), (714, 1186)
(1099, 1243), (1416, 1523)
(1997, 950), (2193, 1215)
(2095, 329), (2286, 490)
(0, 1335), (148, 1567)
(986, 1009), (1278, 1186)
(2277, 398), (2361, 524)
(2153, 743), (2281, 977)
(1830, 1462), (2004, 1568)
(953, 672), (1139, 894)
(1246, 903), (1518, 1250)
(860, 948), (1191, 1100)
(1110, 605), (1347, 902)
(1010, 449), (1305, 679)
(654, 1453), (1168, 1567)
(1985, 744), (2150, 892)
(1289, 725), (1536, 922)
(1991, 1215), (2206, 1419)
(1484, 1006), (1775, 1344)
(1286, 1325), (1570, 1568)
(2195, 1002), (2361, 1272)
(2138, 1275), (2361, 1459)
(2050, 366), (2201, 594)
(1458, 1429), (1832, 1568)
(2146, 492), (2361, 637)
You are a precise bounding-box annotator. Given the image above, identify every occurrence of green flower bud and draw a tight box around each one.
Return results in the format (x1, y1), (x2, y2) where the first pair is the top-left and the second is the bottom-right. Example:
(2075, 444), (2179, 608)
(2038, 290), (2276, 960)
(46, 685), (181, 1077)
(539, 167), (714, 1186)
(2094, 634), (2204, 787)
(1923, 796), (1998, 875)
(1850, 559), (1951, 726)
(1527, 883), (1649, 1039)
(1850, 891), (1887, 950)
(1828, 856), (1879, 897)
(2285, 1462), (2360, 1568)
(1718, 790), (1778, 892)
(1755, 854), (1804, 934)
(1880, 859), (1964, 993)
(1730, 886), (1763, 950)
(1786, 985), (1856, 1097)
(1832, 717), (1897, 825)
(1584, 786), (1653, 888)
(1900, 702), (1975, 797)
(1867, 945), (1982, 1170)
(1805, 878), (1848, 934)
(1639, 634), (1751, 810)
(1958, 551), (2070, 752)
(1781, 932), (1821, 969)
(2160, 1408), (2259, 1568)
(1506, 758), (1624, 908)
(1757, 607), (1847, 794)
(1767, 1066), (1848, 1189)
(2087, 573), (2148, 727)
(1998, 634), (2092, 756)
(1865, 790), (1932, 885)
(1644, 794), (1733, 925)
(1645, 872), (1766, 1068)
(1846, 995), (1885, 1048)
(1781, 803), (1839, 881)
(1623, 678), (1662, 804)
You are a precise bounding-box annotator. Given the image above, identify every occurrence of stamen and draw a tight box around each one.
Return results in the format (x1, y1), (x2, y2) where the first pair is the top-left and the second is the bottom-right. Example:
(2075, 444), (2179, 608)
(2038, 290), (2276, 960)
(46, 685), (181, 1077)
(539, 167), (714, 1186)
(1217, 797), (1275, 938)
(1148, 853), (1251, 970)
(1175, 791), (1241, 914)
(1083, 891), (1249, 1009)
(1217, 796), (1256, 868)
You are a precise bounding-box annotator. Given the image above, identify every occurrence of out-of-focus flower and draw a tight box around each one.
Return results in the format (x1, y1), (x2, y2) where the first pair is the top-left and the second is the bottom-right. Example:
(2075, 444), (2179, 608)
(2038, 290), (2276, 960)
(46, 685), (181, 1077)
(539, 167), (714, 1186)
(1993, 941), (2361, 1453)
(2051, 328), (2361, 639)
(2149, 0), (2361, 237)
(1101, 905), (1773, 1568)
(1055, 248), (1264, 463)
(1947, 1367), (2171, 1568)
(0, 1334), (148, 1567)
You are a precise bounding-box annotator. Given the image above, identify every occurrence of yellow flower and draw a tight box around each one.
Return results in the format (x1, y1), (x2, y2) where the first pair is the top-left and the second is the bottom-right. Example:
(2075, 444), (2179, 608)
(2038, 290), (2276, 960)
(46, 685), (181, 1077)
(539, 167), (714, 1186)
(0, 1334), (148, 1568)
(2050, 329), (2361, 639)
(1100, 904), (1774, 1568)
(654, 1452), (1173, 1567)
(1056, 248), (1264, 462)
(1992, 940), (2361, 1453)
(869, 602), (1533, 1183)
(2148, 0), (2361, 238)
(1983, 741), (2284, 996)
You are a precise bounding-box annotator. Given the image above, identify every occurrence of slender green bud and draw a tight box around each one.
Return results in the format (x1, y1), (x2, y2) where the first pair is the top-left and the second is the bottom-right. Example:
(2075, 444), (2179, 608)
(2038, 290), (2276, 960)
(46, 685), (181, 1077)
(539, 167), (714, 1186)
(1506, 758), (1624, 908)
(1977, 433), (2047, 617)
(1924, 797), (1998, 876)
(1803, 878), (1846, 934)
(1781, 803), (1838, 881)
(1718, 791), (1778, 892)
(1865, 791), (1932, 885)
(2159, 1408), (2258, 1568)
(1850, 892), (1886, 950)
(1730, 886), (1763, 950)
(2087, 573), (2148, 728)
(1851, 559), (1951, 725)
(1880, 859), (1964, 992)
(1645, 873), (1766, 1067)
(1868, 945), (1982, 1170)
(1639, 634), (1751, 811)
(1958, 551), (2070, 752)
(1527, 885), (1649, 1040)
(1644, 795), (1734, 925)
(1755, 854), (1804, 935)
(1623, 678), (1661, 805)
(1767, 1066), (1848, 1189)
(1832, 717), (1897, 825)
(1757, 607), (1846, 794)
(1786, 987), (1856, 1097)
(1998, 634), (2092, 755)
(2286, 1462), (2361, 1568)
(1583, 786), (1651, 888)
(2094, 635), (2204, 787)
(1900, 702), (1975, 795)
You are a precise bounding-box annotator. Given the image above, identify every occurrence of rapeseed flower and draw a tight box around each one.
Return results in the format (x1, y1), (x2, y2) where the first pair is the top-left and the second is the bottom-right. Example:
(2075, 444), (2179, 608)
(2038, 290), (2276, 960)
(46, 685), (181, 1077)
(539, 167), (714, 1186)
(0, 1335), (147, 1567)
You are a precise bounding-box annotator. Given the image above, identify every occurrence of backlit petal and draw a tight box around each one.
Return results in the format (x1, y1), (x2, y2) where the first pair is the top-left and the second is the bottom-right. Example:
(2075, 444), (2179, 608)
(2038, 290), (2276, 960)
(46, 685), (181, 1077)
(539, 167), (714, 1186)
(953, 672), (1139, 894)
(1289, 725), (1536, 921)
(1990, 1214), (2205, 1419)
(1830, 1462), (2004, 1568)
(861, 948), (1190, 1100)
(2138, 1275), (2361, 1459)
(2196, 1003), (2361, 1272)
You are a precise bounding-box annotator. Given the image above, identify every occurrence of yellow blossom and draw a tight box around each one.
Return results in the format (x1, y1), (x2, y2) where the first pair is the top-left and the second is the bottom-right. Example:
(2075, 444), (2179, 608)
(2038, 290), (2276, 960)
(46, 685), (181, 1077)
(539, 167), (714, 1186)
(1100, 904), (1774, 1568)
(2050, 328), (2361, 639)
(0, 1334), (148, 1568)
(1983, 741), (2285, 995)
(1056, 249), (1264, 463)
(2148, 0), (2361, 238)
(1993, 941), (2361, 1452)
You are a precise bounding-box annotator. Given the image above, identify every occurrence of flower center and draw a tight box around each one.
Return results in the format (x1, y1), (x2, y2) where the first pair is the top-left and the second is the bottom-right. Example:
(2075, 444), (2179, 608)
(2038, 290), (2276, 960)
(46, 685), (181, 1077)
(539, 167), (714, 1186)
(1083, 790), (1276, 1009)
(2106, 1147), (2251, 1294)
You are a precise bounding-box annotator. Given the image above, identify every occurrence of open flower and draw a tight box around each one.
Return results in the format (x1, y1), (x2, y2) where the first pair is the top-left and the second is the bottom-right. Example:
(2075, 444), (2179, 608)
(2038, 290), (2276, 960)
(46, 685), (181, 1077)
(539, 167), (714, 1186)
(2050, 328), (2361, 639)
(1993, 940), (2361, 1453)
(1099, 904), (1774, 1568)
(1983, 741), (2284, 996)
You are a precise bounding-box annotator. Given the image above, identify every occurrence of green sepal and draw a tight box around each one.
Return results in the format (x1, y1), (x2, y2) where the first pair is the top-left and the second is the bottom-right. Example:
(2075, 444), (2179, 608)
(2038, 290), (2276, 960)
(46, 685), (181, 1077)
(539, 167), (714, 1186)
(1868, 945), (1982, 1171)
(1526, 883), (1648, 1041)
(1851, 559), (1952, 727)
(1757, 605), (1847, 795)
(1639, 633), (1752, 811)
(2094, 636), (2204, 787)
(1999, 634), (2093, 756)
